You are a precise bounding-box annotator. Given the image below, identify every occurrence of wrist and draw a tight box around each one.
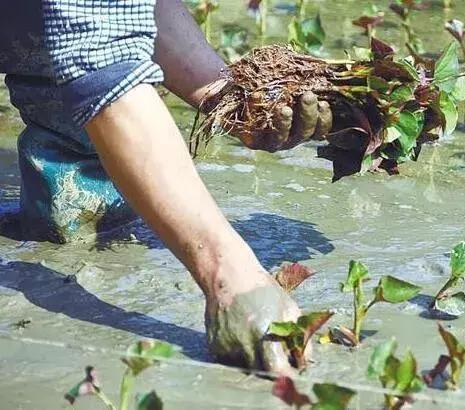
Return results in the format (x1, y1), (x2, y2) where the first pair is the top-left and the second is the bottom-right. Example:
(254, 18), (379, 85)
(190, 233), (271, 302)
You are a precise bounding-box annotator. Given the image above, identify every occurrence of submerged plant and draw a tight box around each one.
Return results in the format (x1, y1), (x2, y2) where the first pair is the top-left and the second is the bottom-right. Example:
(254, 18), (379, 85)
(424, 324), (465, 390)
(389, 0), (429, 54)
(368, 338), (425, 409)
(197, 38), (465, 181)
(332, 261), (420, 346)
(65, 340), (176, 410)
(431, 242), (465, 316)
(268, 311), (334, 369)
(352, 5), (385, 44)
(272, 376), (356, 410)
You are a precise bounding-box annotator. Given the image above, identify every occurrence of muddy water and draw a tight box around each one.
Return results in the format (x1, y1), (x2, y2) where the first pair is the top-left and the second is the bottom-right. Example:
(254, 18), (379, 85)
(2, 1), (465, 409)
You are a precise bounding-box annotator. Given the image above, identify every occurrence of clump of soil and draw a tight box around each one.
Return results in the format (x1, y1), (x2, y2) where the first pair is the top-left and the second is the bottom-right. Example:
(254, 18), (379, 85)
(198, 42), (452, 181)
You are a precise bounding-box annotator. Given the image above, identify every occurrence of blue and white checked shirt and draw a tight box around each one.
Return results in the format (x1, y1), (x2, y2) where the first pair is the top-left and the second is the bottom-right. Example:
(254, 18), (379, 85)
(1, 0), (164, 132)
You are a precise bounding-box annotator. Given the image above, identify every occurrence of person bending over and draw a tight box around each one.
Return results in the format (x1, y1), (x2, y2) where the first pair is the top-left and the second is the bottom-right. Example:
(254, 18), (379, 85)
(0, 0), (332, 373)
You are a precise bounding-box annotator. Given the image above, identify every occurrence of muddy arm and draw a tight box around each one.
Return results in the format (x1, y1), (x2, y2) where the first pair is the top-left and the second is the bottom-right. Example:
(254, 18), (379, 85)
(154, 0), (227, 108)
(86, 84), (301, 372)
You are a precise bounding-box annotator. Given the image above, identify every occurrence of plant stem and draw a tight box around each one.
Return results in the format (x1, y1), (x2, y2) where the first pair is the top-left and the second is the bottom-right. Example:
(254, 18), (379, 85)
(259, 0), (268, 45)
(297, 0), (308, 20)
(204, 10), (212, 44)
(367, 25), (373, 47)
(434, 277), (458, 303)
(95, 389), (116, 410)
(119, 370), (136, 410)
(353, 283), (366, 345)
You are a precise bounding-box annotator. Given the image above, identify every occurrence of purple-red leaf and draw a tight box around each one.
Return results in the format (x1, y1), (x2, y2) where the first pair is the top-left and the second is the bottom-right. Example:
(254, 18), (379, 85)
(275, 262), (316, 292)
(353, 15), (384, 30)
(371, 38), (395, 60)
(272, 376), (311, 408)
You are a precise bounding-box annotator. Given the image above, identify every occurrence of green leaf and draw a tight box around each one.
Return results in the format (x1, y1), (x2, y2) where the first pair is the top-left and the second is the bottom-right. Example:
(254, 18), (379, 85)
(452, 76), (465, 102)
(451, 242), (465, 279)
(123, 341), (176, 376)
(396, 350), (418, 392)
(374, 276), (421, 304)
(268, 321), (301, 338)
(288, 13), (325, 54)
(340, 260), (369, 292)
(389, 85), (415, 105)
(394, 111), (424, 156)
(138, 391), (163, 410)
(353, 47), (372, 61)
(397, 58), (420, 82)
(367, 338), (398, 379)
(312, 383), (356, 410)
(368, 76), (390, 92)
(435, 292), (465, 316)
(434, 42), (460, 92)
(439, 91), (459, 136)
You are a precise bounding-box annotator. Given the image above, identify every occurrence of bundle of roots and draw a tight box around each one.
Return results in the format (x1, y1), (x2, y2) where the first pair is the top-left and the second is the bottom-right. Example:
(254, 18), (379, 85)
(197, 41), (453, 181)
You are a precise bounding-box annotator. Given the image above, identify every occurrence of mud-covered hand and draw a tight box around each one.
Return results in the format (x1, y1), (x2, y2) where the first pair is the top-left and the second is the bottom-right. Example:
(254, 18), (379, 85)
(243, 91), (333, 152)
(205, 276), (308, 373)
(204, 82), (333, 152)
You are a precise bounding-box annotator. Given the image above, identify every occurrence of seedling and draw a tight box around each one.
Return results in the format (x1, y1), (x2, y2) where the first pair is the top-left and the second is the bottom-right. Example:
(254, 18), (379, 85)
(352, 5), (385, 44)
(272, 376), (356, 410)
(198, 38), (465, 180)
(368, 338), (425, 409)
(65, 340), (176, 410)
(424, 324), (465, 390)
(445, 19), (465, 59)
(268, 311), (334, 369)
(431, 242), (465, 316)
(274, 262), (316, 293)
(389, 0), (429, 54)
(333, 261), (421, 346)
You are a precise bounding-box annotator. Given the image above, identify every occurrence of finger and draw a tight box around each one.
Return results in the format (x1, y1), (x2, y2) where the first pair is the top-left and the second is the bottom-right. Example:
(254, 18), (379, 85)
(298, 91), (319, 140)
(260, 339), (296, 377)
(313, 101), (333, 140)
(271, 105), (294, 150)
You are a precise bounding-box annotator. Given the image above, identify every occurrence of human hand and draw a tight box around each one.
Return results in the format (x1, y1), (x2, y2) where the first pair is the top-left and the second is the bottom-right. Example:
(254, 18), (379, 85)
(205, 272), (309, 374)
(204, 81), (333, 153)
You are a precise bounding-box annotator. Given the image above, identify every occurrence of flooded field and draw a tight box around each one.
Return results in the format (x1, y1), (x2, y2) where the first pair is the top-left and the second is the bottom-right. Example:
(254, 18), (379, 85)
(1, 1), (465, 409)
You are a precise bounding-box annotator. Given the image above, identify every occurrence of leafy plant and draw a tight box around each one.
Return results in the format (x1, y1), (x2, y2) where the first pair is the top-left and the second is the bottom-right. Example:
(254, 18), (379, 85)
(431, 242), (465, 316)
(389, 0), (429, 54)
(272, 376), (356, 410)
(445, 19), (465, 59)
(332, 261), (420, 346)
(65, 340), (176, 410)
(268, 311), (334, 369)
(201, 38), (465, 181)
(368, 338), (425, 409)
(424, 324), (465, 390)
